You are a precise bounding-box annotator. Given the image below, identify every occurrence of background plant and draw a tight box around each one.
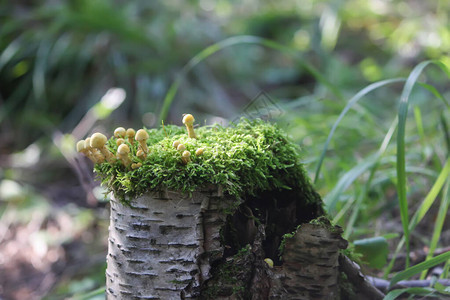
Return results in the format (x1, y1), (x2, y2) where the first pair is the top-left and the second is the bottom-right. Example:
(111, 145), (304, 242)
(0, 0), (449, 299)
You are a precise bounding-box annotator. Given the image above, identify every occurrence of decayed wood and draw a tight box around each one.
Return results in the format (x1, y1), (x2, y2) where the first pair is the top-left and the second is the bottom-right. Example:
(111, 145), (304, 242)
(106, 186), (237, 299)
(270, 222), (348, 300)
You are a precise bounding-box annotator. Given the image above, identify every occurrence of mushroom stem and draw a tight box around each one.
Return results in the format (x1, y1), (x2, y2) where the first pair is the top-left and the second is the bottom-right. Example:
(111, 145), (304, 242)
(136, 149), (146, 160)
(90, 133), (114, 163)
(117, 144), (132, 167)
(181, 150), (191, 164)
(182, 114), (197, 139)
(126, 128), (136, 145)
(85, 137), (105, 163)
(135, 129), (149, 154)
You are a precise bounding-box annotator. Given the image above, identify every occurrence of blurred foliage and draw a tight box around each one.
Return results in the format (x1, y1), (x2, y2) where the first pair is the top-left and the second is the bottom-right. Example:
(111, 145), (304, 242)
(1, 0), (449, 149)
(0, 0), (449, 299)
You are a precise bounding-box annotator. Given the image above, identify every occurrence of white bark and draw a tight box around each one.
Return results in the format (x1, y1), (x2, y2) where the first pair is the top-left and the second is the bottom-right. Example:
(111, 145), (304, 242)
(106, 186), (237, 299)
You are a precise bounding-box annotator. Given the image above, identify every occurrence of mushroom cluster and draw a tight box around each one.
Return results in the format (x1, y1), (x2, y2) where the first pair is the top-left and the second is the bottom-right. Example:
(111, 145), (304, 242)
(76, 114), (205, 167)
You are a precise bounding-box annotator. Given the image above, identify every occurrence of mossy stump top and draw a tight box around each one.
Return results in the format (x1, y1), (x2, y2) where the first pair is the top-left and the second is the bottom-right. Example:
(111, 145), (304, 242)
(92, 118), (323, 210)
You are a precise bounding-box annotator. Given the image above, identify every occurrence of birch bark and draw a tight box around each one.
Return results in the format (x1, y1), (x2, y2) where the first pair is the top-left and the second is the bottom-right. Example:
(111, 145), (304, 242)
(106, 186), (236, 299)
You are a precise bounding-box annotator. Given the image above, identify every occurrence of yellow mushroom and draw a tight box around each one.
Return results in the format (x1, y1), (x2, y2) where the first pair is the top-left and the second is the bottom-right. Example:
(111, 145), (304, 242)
(116, 138), (125, 146)
(90, 133), (114, 163)
(126, 128), (135, 144)
(195, 148), (204, 156)
(76, 140), (96, 163)
(117, 144), (131, 167)
(177, 144), (186, 152)
(85, 137), (105, 163)
(264, 258), (274, 268)
(135, 129), (149, 153)
(181, 150), (191, 164)
(182, 114), (197, 139)
(131, 162), (142, 169)
(172, 140), (180, 149)
(114, 127), (126, 139)
(136, 149), (146, 160)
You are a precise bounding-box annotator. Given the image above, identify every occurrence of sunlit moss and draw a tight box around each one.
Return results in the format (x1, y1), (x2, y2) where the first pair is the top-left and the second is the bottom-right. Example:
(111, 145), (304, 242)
(94, 118), (320, 205)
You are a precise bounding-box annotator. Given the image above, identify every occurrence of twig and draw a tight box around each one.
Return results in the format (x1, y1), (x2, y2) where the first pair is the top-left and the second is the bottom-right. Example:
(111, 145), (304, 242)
(368, 276), (450, 293)
(339, 254), (385, 300)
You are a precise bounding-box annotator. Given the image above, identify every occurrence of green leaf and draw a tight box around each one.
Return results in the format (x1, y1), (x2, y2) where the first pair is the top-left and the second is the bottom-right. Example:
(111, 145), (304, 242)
(389, 251), (450, 288)
(354, 236), (389, 269)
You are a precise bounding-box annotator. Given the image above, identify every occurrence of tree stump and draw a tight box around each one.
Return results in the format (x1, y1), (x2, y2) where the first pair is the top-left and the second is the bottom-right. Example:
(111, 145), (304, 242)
(81, 118), (375, 299)
(105, 184), (350, 300)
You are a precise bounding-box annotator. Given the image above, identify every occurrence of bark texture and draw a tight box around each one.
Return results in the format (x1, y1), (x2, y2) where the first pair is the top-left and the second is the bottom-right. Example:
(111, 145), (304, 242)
(106, 188), (365, 300)
(106, 186), (237, 299)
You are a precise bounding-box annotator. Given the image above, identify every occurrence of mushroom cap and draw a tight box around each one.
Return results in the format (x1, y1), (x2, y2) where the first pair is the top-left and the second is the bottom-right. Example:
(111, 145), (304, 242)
(114, 127), (126, 138)
(182, 150), (191, 158)
(135, 129), (149, 141)
(136, 149), (144, 157)
(117, 144), (130, 155)
(264, 258), (274, 268)
(172, 140), (180, 149)
(126, 128), (135, 137)
(177, 144), (186, 151)
(116, 138), (125, 146)
(76, 140), (86, 152)
(195, 148), (204, 156)
(182, 114), (195, 125)
(84, 137), (92, 149)
(90, 133), (107, 148)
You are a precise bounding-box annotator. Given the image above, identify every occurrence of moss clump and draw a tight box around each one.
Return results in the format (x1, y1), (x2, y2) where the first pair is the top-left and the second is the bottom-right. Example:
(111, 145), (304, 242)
(93, 118), (319, 205)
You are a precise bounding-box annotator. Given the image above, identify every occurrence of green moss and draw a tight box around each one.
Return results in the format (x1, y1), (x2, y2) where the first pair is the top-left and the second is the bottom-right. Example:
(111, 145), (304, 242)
(278, 224), (301, 259)
(94, 118), (319, 205)
(201, 245), (252, 299)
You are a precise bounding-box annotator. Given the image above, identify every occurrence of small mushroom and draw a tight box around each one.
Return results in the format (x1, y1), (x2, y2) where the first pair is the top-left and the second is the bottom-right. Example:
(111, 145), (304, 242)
(264, 258), (274, 268)
(116, 138), (125, 146)
(135, 129), (149, 154)
(181, 150), (191, 164)
(117, 144), (132, 167)
(195, 148), (204, 156)
(76, 140), (96, 163)
(182, 114), (197, 139)
(172, 140), (180, 149)
(131, 162), (142, 169)
(136, 149), (146, 160)
(85, 137), (105, 163)
(90, 133), (114, 163)
(177, 144), (186, 152)
(114, 127), (126, 139)
(126, 128), (135, 144)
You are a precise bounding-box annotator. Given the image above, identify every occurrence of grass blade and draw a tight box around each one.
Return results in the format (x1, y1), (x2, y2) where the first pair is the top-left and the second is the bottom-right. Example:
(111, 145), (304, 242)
(420, 177), (450, 279)
(313, 78), (405, 184)
(396, 60), (434, 267)
(384, 158), (450, 278)
(383, 287), (436, 300)
(389, 251), (450, 288)
(324, 118), (397, 214)
(157, 35), (344, 123)
(409, 158), (450, 230)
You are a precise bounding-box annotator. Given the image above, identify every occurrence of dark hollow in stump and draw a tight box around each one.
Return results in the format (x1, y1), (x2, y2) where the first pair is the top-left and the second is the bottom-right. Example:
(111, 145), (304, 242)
(105, 183), (361, 300)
